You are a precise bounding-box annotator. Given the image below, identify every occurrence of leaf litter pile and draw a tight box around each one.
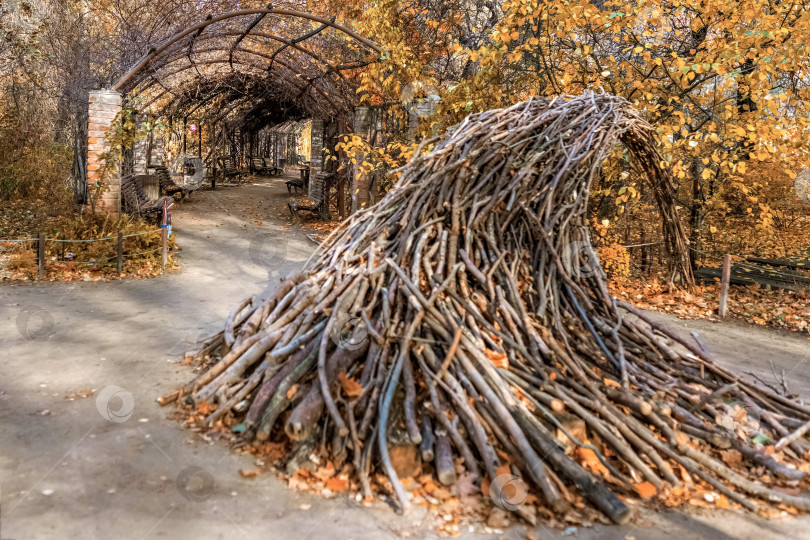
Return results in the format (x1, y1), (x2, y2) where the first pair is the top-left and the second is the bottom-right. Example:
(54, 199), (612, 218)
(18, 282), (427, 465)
(162, 94), (810, 530)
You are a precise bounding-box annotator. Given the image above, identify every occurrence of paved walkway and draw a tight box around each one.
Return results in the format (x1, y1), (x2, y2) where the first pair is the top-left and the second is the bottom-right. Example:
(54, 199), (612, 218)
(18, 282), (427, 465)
(1, 175), (808, 539)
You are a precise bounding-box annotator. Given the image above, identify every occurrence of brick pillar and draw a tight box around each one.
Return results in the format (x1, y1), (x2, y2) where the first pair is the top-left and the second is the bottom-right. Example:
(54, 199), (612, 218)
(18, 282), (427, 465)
(87, 89), (122, 214)
(308, 118), (324, 200)
(351, 107), (372, 213)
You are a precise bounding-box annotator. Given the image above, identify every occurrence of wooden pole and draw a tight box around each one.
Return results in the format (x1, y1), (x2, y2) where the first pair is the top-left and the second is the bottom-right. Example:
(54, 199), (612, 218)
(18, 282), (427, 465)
(718, 254), (732, 318)
(38, 232), (45, 280)
(161, 228), (168, 271)
(117, 232), (124, 274)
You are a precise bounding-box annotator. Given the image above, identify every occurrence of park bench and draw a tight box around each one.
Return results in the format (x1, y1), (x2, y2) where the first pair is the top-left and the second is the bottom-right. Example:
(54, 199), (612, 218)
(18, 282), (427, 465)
(217, 155), (241, 180)
(262, 157), (283, 176)
(153, 165), (191, 200)
(287, 171), (333, 221)
(249, 156), (270, 174)
(286, 167), (309, 193)
(121, 174), (171, 223)
(286, 160), (310, 193)
(250, 156), (283, 176)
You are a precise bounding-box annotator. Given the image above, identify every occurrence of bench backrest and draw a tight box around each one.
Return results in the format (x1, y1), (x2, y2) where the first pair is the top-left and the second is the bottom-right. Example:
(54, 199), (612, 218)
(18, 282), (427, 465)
(310, 172), (337, 204)
(219, 156), (237, 173)
(122, 174), (162, 215)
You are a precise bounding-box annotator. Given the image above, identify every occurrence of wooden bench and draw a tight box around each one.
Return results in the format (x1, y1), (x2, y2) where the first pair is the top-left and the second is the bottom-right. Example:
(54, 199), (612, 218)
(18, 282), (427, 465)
(263, 157), (283, 176)
(217, 156), (241, 180)
(286, 166), (310, 193)
(285, 178), (304, 193)
(152, 165), (190, 200)
(121, 174), (171, 223)
(249, 156), (270, 174)
(287, 172), (333, 221)
(251, 156), (283, 176)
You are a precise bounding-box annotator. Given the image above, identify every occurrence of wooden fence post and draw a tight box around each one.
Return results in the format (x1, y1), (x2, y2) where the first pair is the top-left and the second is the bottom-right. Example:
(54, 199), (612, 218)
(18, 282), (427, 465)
(38, 232), (45, 280)
(117, 232), (124, 274)
(718, 254), (732, 318)
(161, 228), (168, 271)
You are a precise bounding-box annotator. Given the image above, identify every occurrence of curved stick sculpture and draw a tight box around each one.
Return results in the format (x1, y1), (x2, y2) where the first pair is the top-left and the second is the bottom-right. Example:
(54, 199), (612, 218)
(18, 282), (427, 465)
(163, 94), (810, 524)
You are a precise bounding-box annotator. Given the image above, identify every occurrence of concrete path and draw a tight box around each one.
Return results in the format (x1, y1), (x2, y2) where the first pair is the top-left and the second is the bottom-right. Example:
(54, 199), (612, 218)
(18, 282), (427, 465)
(1, 175), (809, 539)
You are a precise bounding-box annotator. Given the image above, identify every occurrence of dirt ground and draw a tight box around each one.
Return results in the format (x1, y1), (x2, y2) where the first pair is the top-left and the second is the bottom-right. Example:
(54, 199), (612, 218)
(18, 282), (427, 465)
(1, 175), (809, 540)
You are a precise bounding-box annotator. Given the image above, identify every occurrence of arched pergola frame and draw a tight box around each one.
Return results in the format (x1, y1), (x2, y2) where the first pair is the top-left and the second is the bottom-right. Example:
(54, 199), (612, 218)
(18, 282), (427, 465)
(88, 7), (381, 216)
(112, 8), (381, 97)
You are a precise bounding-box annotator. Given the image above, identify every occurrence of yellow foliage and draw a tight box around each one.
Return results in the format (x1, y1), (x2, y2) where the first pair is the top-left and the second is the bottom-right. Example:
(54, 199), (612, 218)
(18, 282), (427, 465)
(598, 243), (631, 280)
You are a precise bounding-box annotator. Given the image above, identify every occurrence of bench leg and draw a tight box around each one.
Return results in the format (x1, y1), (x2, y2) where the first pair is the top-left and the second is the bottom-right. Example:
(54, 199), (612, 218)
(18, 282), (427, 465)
(287, 202), (298, 222)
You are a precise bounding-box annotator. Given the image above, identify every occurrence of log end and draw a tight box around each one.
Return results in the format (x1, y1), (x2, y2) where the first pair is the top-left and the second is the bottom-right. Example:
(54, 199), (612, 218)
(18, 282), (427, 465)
(157, 390), (180, 406)
(437, 469), (457, 486)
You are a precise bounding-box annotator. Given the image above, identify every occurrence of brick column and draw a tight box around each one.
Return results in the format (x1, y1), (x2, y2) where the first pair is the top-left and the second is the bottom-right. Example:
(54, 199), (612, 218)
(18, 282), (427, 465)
(87, 89), (122, 214)
(308, 117), (324, 200)
(351, 107), (372, 213)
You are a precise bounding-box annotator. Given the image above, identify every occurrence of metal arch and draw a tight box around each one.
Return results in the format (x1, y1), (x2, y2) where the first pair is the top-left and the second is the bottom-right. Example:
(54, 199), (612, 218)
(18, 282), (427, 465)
(267, 17), (331, 73)
(130, 35), (354, 112)
(112, 8), (381, 92)
(160, 86), (238, 119)
(228, 11), (268, 70)
(159, 76), (295, 120)
(136, 49), (341, 110)
(138, 55), (340, 113)
(139, 62), (276, 112)
(189, 31), (355, 83)
(135, 30), (362, 100)
(143, 70), (315, 118)
(135, 32), (354, 97)
(137, 44), (350, 111)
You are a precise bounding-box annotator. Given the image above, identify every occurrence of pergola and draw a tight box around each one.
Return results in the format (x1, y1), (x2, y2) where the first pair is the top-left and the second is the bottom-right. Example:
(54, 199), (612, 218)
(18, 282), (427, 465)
(87, 5), (382, 216)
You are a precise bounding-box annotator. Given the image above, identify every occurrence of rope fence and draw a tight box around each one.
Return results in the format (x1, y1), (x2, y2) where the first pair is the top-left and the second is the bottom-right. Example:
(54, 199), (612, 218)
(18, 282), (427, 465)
(1, 228), (171, 279)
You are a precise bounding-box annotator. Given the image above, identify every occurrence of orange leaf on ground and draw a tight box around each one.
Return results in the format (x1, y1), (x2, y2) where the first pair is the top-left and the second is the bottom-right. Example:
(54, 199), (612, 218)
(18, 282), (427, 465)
(715, 494), (730, 509)
(634, 482), (657, 499)
(338, 371), (363, 398)
(239, 469), (261, 478)
(196, 400), (216, 415)
(325, 476), (349, 492)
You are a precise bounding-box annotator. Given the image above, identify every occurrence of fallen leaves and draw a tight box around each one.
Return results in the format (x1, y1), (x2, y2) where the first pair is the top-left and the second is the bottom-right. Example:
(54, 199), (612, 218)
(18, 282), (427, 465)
(575, 448), (610, 477)
(633, 482), (657, 499)
(338, 372), (363, 398)
(325, 476), (349, 492)
(611, 280), (809, 334)
(239, 468), (261, 479)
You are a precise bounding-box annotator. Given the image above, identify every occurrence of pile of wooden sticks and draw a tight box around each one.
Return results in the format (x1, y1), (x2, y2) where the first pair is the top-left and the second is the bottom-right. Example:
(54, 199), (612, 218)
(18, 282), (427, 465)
(161, 94), (810, 523)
